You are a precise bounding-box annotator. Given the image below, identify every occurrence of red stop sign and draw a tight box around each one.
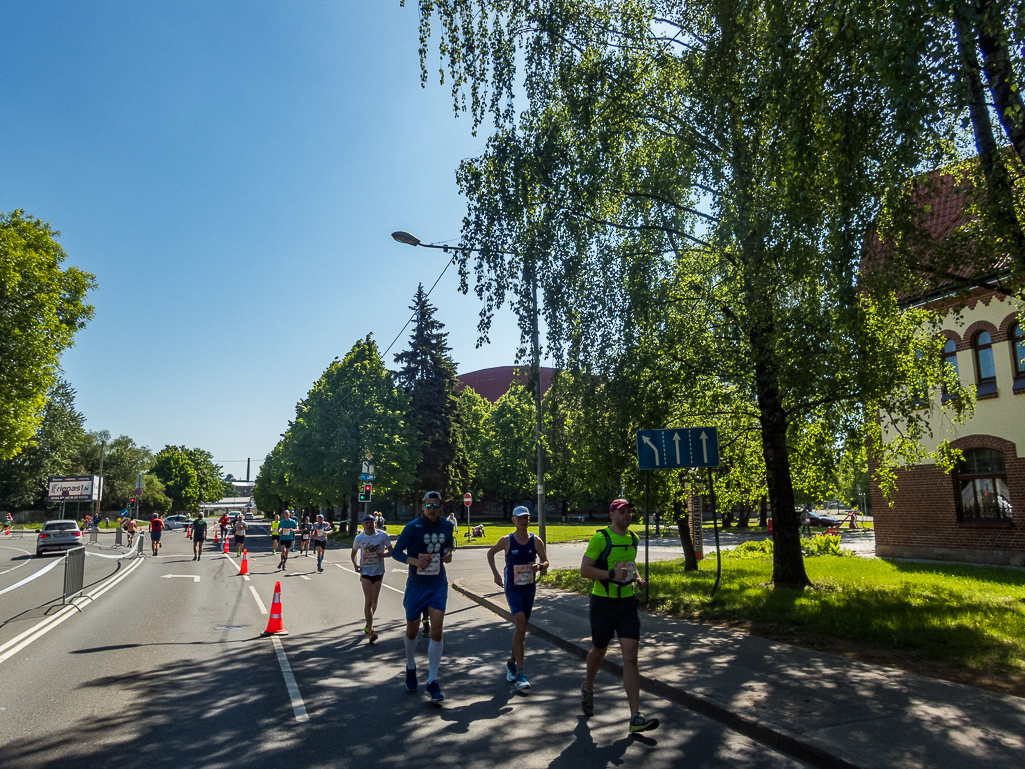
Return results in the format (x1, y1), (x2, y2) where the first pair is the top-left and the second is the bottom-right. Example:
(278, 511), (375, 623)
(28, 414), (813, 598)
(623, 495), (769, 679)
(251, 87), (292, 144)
(463, 492), (472, 507)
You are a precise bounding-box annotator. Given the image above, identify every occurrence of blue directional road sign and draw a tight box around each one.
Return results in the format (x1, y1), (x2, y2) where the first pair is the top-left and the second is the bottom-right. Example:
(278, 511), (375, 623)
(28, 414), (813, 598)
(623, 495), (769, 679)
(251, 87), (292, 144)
(636, 427), (720, 470)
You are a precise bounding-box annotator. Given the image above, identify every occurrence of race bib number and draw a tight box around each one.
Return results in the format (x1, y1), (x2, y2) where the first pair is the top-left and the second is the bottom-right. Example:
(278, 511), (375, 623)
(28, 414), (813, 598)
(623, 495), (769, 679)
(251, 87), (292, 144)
(418, 552), (441, 575)
(513, 564), (534, 586)
(616, 561), (636, 582)
(363, 551), (379, 566)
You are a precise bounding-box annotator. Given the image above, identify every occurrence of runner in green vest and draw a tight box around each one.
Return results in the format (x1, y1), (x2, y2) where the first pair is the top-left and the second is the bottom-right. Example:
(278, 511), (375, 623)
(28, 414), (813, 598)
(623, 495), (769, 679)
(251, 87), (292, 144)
(270, 513), (281, 554)
(579, 498), (659, 734)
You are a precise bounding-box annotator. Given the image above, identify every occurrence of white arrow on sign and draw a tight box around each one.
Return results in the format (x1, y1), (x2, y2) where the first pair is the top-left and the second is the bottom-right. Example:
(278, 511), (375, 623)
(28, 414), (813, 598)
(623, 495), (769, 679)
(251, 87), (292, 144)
(642, 436), (660, 466)
(161, 575), (200, 582)
(700, 431), (709, 464)
(672, 433), (681, 465)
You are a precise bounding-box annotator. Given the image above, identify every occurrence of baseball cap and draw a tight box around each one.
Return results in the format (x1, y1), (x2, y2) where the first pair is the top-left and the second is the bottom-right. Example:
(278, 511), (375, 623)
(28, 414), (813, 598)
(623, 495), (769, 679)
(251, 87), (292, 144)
(609, 499), (633, 513)
(512, 506), (530, 517)
(362, 514), (375, 522)
(422, 491), (442, 502)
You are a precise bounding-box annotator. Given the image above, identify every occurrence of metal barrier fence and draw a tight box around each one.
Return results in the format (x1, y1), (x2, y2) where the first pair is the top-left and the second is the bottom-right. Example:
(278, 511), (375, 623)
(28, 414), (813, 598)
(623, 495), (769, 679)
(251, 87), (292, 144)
(136, 534), (144, 556)
(115, 527), (123, 547)
(89, 528), (98, 543)
(63, 546), (86, 603)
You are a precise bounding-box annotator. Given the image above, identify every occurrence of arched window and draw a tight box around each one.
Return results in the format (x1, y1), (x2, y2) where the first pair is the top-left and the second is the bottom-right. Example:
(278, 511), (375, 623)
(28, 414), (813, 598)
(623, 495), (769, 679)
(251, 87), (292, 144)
(973, 331), (997, 396)
(1012, 323), (1025, 393)
(941, 338), (959, 403)
(955, 448), (1012, 521)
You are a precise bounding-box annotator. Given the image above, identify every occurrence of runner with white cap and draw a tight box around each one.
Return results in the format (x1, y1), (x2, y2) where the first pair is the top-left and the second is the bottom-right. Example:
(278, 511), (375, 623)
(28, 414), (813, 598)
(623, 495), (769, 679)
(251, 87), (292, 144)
(351, 513), (391, 643)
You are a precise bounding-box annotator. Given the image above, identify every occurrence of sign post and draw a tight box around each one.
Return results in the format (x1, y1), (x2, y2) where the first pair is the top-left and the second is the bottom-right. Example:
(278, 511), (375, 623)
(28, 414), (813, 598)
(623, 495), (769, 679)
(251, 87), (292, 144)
(463, 492), (472, 542)
(635, 427), (722, 599)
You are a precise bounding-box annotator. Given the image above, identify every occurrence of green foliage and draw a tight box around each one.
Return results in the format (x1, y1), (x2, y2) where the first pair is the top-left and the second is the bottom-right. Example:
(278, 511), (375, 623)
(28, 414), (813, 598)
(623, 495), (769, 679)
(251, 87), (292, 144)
(394, 284), (466, 501)
(140, 473), (172, 515)
(0, 378), (85, 509)
(456, 386), (493, 499)
(723, 539), (776, 560)
(256, 336), (418, 518)
(722, 534), (856, 559)
(0, 211), (95, 460)
(478, 383), (535, 504)
(150, 446), (200, 513)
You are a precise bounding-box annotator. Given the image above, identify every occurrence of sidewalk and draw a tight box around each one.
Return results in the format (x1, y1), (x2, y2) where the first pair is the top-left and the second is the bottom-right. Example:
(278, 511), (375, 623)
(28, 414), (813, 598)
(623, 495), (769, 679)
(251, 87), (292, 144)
(453, 573), (1025, 769)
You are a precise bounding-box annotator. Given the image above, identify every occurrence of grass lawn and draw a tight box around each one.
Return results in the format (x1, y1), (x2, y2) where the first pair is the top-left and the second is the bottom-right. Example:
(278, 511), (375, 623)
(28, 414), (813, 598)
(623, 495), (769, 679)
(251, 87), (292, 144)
(451, 522), (607, 548)
(544, 554), (1025, 695)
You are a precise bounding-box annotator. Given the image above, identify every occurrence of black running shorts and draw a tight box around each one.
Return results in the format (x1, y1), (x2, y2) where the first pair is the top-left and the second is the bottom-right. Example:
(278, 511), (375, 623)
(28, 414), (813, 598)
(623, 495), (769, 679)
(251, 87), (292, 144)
(589, 595), (640, 649)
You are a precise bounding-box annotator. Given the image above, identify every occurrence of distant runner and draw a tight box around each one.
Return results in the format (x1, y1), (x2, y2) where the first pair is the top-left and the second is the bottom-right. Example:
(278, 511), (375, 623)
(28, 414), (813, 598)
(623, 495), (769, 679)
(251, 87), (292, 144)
(351, 514), (392, 644)
(149, 514), (164, 556)
(312, 514), (333, 572)
(579, 499), (658, 734)
(487, 506), (549, 691)
(270, 513), (281, 553)
(232, 515), (247, 557)
(299, 515), (312, 557)
(191, 512), (208, 560)
(392, 491), (454, 702)
(277, 510), (297, 570)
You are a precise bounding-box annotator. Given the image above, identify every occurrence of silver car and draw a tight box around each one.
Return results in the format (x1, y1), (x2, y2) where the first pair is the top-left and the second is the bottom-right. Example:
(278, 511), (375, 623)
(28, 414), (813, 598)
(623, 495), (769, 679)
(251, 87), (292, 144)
(36, 520), (84, 557)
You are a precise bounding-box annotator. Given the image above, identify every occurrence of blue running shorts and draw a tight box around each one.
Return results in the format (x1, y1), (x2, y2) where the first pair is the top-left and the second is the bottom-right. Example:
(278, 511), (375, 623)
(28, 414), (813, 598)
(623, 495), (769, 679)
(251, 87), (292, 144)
(505, 586), (536, 620)
(404, 581), (448, 621)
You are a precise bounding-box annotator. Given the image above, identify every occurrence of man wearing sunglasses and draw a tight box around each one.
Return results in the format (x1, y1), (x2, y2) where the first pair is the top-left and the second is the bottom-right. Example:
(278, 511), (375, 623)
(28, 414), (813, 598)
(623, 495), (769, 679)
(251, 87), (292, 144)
(392, 491), (455, 702)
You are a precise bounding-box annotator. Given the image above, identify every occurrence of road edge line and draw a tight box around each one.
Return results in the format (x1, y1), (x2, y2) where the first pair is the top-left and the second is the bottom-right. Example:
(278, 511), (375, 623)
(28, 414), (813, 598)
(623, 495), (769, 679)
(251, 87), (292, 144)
(271, 635), (309, 723)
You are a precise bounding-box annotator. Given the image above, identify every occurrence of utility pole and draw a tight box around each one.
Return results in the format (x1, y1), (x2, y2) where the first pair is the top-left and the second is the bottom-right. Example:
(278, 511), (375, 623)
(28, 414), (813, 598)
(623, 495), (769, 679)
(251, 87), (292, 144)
(93, 440), (105, 519)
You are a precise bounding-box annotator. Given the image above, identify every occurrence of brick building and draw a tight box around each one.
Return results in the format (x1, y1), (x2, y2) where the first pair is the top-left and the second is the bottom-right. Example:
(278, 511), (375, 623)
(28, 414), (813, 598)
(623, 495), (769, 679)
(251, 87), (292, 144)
(869, 179), (1025, 566)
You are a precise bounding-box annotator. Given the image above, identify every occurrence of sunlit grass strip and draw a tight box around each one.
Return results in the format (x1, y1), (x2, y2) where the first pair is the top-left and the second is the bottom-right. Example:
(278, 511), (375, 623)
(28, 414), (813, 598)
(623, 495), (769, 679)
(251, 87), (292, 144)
(543, 556), (1025, 678)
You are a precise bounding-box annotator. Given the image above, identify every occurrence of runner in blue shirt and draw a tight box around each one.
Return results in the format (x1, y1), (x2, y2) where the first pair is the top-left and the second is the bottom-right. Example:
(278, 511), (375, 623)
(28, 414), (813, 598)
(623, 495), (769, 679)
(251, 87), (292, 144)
(277, 510), (298, 571)
(391, 491), (454, 702)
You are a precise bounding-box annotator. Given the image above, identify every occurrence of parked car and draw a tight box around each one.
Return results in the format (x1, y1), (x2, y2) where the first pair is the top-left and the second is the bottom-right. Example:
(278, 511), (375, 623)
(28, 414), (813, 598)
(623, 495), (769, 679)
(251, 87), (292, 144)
(244, 512), (254, 521)
(36, 520), (83, 557)
(164, 514), (191, 530)
(806, 511), (842, 527)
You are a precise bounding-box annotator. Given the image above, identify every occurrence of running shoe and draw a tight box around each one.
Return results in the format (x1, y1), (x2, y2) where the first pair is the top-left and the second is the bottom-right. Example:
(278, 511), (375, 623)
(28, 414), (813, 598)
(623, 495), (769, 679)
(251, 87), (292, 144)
(405, 667), (418, 692)
(368, 631), (378, 645)
(581, 682), (594, 717)
(425, 680), (444, 702)
(317, 566), (323, 572)
(628, 712), (659, 733)
(364, 626), (371, 635)
(421, 618), (430, 637)
(505, 660), (517, 682)
(514, 673), (531, 691)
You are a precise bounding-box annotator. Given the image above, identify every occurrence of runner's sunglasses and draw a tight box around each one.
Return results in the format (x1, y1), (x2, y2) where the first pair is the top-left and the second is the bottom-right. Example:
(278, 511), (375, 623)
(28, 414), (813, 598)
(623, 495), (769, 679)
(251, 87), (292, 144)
(424, 503), (441, 509)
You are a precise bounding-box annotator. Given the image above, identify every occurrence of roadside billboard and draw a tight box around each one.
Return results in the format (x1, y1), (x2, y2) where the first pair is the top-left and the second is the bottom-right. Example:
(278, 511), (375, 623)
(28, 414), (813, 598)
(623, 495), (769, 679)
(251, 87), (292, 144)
(47, 475), (102, 502)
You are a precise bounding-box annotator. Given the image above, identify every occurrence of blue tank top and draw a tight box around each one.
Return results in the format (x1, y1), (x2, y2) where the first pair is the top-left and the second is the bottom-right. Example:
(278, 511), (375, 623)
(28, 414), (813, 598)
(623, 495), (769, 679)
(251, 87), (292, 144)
(504, 533), (537, 591)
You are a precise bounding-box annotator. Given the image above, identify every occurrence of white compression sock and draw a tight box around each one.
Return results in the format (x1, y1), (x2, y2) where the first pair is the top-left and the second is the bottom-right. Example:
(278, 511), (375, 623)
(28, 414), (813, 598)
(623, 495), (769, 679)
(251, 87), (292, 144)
(428, 638), (443, 683)
(404, 634), (417, 669)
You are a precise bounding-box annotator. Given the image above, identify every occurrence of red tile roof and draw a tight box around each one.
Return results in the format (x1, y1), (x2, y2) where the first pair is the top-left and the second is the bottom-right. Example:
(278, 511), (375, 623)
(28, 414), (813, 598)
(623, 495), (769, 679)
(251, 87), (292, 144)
(456, 366), (555, 403)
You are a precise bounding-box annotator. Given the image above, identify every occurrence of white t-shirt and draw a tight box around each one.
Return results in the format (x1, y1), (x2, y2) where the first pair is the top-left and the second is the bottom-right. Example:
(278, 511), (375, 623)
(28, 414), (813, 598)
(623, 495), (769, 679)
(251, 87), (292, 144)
(352, 530), (391, 576)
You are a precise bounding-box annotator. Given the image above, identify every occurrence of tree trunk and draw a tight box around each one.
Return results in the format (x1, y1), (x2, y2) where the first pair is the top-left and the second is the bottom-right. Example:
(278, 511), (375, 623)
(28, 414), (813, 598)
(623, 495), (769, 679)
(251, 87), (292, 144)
(674, 497), (699, 571)
(977, 0), (1025, 162)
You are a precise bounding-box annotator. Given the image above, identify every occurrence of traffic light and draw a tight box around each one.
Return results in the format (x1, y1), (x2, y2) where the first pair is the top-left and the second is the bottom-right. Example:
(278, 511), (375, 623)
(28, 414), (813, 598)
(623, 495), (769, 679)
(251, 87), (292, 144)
(127, 497), (135, 510)
(359, 483), (372, 502)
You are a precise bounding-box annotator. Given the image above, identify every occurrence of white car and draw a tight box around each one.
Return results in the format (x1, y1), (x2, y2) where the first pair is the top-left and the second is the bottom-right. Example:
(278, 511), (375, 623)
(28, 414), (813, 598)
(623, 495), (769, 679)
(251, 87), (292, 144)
(163, 514), (192, 530)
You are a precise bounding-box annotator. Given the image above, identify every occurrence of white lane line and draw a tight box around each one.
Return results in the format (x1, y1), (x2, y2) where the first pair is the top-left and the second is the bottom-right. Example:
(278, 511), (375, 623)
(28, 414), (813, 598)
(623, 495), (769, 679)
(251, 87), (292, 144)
(299, 575), (311, 581)
(271, 635), (309, 723)
(0, 555), (145, 665)
(244, 575), (251, 582)
(0, 546), (32, 576)
(0, 553), (65, 597)
(337, 564), (404, 595)
(249, 585), (268, 614)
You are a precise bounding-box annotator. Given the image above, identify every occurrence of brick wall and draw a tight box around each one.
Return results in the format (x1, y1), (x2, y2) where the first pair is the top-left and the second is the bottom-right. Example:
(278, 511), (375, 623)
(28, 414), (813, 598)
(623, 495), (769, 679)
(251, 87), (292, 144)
(870, 434), (1025, 566)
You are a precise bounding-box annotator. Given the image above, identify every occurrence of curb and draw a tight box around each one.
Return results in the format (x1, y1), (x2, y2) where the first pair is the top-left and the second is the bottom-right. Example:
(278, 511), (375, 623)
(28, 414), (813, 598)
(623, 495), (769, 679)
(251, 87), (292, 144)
(452, 580), (862, 769)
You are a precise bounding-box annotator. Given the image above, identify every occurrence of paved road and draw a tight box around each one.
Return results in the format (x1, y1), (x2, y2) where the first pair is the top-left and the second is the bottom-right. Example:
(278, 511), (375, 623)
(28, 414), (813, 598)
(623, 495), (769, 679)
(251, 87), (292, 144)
(0, 524), (809, 768)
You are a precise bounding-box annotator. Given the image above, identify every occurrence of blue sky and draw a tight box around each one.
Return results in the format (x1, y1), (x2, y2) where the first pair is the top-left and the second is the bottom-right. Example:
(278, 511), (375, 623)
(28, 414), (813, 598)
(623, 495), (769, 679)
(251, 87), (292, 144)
(0, 1), (530, 480)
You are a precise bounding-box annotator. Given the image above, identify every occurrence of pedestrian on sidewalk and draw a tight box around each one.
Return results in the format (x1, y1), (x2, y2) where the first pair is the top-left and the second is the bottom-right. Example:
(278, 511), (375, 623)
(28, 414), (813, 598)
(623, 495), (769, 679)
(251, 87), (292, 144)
(277, 510), (297, 570)
(392, 491), (455, 702)
(149, 513), (164, 556)
(191, 512), (207, 560)
(352, 514), (392, 643)
(487, 505), (549, 691)
(579, 498), (659, 734)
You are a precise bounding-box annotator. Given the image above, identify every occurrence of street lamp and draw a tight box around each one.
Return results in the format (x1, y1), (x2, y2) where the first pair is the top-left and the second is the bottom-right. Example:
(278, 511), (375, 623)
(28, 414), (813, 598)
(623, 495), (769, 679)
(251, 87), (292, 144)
(391, 230), (548, 544)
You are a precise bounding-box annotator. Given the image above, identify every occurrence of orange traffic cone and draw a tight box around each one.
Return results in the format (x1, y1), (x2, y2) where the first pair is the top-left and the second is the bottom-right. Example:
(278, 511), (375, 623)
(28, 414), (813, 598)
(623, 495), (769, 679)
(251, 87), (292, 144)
(222, 536), (230, 554)
(213, 528), (219, 544)
(261, 581), (287, 636)
(239, 549), (249, 575)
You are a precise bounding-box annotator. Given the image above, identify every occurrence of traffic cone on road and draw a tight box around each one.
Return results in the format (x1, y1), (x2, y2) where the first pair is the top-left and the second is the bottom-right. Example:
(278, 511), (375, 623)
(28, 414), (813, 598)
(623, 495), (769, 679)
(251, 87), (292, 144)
(213, 528), (219, 544)
(239, 549), (249, 575)
(222, 536), (230, 554)
(261, 581), (287, 636)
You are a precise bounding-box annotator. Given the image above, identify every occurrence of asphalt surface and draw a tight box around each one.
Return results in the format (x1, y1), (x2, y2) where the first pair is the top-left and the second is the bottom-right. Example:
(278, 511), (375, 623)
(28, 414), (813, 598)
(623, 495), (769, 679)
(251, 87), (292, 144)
(0, 524), (813, 768)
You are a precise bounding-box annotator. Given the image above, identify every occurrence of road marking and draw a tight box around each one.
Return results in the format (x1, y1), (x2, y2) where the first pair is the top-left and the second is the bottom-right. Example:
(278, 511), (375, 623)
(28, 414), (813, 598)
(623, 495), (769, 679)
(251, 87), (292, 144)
(338, 564), (404, 595)
(249, 585), (268, 614)
(244, 575), (251, 582)
(0, 546), (32, 576)
(271, 635), (309, 723)
(0, 553), (65, 597)
(0, 554), (145, 666)
(299, 575), (311, 581)
(161, 574), (200, 582)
